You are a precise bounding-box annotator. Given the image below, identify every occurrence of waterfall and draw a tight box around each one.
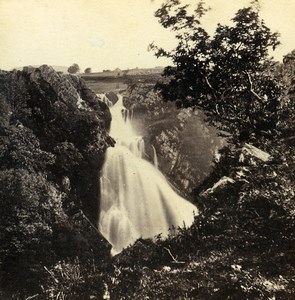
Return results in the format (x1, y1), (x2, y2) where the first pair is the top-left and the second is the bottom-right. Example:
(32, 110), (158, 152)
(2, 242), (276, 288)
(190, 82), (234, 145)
(99, 94), (198, 254)
(151, 145), (159, 168)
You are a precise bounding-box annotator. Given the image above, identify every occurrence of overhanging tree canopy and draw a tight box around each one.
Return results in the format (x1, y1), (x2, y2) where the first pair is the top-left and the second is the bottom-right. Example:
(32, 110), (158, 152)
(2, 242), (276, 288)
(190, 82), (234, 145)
(151, 0), (281, 142)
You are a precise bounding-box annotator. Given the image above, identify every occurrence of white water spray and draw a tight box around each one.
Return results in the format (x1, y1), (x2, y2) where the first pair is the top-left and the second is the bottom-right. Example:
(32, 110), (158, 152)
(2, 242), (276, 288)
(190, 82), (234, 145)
(99, 94), (198, 254)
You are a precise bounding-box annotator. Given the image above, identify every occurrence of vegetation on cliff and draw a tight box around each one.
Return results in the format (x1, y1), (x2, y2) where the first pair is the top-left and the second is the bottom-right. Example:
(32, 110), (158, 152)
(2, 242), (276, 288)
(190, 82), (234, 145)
(0, 65), (113, 298)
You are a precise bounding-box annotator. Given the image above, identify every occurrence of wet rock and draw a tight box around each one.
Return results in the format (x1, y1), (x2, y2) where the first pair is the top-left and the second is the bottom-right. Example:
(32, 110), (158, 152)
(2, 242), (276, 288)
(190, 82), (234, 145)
(105, 91), (119, 104)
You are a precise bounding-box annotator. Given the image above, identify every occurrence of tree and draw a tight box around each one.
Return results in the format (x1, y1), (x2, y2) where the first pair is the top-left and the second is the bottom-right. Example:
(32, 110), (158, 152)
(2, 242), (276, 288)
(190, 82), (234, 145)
(68, 63), (80, 74)
(84, 67), (92, 74)
(151, 0), (281, 142)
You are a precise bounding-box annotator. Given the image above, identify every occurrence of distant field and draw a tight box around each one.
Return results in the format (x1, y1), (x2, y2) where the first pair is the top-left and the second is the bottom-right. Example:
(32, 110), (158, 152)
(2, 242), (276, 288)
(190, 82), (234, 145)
(81, 73), (163, 93)
(82, 77), (128, 93)
(84, 67), (163, 77)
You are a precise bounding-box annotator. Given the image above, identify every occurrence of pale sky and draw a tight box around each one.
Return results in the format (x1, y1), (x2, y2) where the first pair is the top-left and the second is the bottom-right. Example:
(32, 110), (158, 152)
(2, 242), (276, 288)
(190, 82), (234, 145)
(0, 0), (294, 71)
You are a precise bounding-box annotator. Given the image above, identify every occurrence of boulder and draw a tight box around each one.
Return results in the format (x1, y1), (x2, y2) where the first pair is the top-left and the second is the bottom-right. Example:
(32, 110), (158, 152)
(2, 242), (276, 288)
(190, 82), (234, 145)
(239, 143), (271, 163)
(201, 176), (235, 196)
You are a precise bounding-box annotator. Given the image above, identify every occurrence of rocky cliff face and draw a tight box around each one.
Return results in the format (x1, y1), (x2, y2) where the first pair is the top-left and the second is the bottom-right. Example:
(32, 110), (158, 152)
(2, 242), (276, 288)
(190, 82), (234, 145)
(124, 83), (223, 195)
(0, 65), (113, 296)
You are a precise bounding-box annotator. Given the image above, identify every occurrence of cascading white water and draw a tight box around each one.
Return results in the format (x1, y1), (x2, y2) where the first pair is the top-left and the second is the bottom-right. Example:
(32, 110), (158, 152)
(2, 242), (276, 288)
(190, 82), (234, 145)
(99, 94), (198, 254)
(151, 145), (159, 168)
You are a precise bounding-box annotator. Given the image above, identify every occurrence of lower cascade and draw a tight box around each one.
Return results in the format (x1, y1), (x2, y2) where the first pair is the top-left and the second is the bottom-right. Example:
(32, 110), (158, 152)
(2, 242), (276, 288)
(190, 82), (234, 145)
(99, 94), (198, 254)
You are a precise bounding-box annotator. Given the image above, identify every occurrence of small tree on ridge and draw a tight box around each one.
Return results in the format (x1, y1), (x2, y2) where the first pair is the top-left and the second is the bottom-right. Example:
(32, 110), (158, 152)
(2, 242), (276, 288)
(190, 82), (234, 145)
(84, 67), (92, 74)
(68, 63), (80, 74)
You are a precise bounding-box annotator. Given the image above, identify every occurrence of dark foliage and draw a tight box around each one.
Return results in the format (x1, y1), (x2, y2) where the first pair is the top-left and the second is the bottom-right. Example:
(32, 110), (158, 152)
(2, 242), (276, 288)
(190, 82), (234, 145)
(151, 0), (281, 143)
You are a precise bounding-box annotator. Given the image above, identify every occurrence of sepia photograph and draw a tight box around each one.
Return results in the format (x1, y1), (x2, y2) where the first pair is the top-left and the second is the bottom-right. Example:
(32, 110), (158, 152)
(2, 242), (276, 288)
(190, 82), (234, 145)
(0, 0), (294, 299)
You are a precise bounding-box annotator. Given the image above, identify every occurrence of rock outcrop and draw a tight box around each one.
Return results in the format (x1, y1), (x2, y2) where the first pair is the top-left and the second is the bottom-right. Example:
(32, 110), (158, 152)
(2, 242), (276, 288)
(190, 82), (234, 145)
(0, 65), (113, 296)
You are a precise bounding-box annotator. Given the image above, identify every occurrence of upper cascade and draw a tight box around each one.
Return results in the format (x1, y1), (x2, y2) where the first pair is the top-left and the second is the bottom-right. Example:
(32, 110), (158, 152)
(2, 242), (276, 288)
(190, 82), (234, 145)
(99, 94), (198, 254)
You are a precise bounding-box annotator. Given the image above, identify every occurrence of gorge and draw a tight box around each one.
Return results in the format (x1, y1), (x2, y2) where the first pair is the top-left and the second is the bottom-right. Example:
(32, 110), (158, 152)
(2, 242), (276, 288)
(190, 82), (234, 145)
(0, 55), (294, 299)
